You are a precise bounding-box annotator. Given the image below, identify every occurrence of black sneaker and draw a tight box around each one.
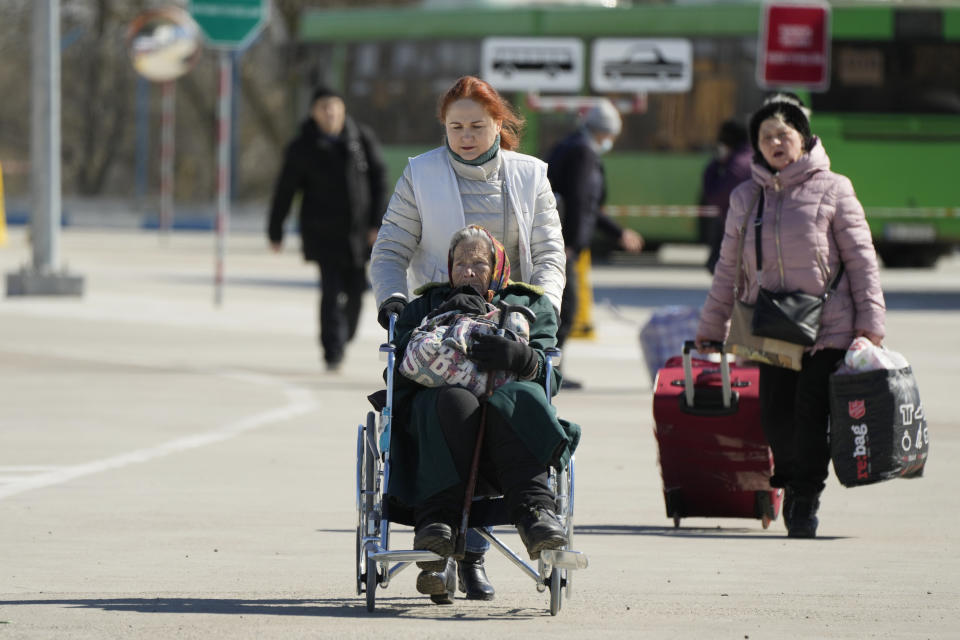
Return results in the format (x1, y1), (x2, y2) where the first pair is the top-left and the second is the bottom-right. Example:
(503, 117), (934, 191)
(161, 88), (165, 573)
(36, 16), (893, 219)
(516, 507), (567, 560)
(413, 522), (454, 571)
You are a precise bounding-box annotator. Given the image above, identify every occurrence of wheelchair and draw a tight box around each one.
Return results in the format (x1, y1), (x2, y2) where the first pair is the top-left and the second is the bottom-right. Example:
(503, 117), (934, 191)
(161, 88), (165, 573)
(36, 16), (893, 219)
(355, 314), (587, 615)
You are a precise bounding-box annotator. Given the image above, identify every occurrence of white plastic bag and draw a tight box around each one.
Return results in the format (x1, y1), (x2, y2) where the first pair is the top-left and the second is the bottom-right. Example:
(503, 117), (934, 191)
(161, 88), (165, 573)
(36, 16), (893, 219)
(836, 337), (909, 375)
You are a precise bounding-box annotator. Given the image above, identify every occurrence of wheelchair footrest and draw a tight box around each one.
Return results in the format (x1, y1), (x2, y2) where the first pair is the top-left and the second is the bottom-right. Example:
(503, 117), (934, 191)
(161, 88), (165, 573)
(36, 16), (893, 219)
(369, 549), (443, 564)
(540, 549), (588, 570)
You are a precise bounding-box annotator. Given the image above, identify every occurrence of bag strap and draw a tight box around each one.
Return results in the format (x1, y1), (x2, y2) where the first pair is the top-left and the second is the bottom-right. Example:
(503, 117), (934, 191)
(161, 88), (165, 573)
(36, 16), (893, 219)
(753, 187), (846, 299)
(753, 189), (766, 271)
(823, 261), (845, 299)
(734, 188), (764, 297)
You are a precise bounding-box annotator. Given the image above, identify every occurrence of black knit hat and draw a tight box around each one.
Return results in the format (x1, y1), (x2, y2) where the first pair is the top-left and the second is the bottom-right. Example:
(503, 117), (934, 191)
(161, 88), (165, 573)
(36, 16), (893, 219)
(311, 84), (343, 103)
(748, 92), (812, 154)
(717, 119), (748, 149)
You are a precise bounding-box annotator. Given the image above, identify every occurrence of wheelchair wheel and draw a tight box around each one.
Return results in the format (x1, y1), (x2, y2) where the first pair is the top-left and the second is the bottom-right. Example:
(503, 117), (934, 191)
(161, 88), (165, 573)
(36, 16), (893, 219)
(355, 425), (364, 596)
(562, 459), (576, 599)
(549, 567), (563, 616)
(365, 547), (378, 612)
(357, 413), (378, 605)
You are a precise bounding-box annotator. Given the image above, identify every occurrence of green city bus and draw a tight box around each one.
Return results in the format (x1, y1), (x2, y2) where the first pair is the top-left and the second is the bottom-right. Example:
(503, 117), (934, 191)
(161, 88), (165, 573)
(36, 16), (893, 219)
(297, 2), (960, 267)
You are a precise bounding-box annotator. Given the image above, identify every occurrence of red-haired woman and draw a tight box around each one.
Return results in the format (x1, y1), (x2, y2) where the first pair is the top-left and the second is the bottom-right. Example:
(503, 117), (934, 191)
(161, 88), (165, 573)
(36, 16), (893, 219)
(371, 75), (565, 325)
(370, 76), (566, 603)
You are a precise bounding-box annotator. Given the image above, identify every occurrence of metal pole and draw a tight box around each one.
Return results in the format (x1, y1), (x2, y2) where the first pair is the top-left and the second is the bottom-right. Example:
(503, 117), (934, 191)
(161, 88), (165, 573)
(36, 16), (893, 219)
(160, 80), (175, 236)
(7, 0), (82, 296)
(134, 76), (149, 204)
(31, 0), (59, 271)
(230, 49), (240, 203)
(214, 51), (232, 306)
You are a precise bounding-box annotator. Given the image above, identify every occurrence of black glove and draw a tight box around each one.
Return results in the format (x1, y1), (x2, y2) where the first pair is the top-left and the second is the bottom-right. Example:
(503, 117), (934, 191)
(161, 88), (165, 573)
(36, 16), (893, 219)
(470, 333), (538, 377)
(377, 297), (406, 330)
(427, 287), (489, 319)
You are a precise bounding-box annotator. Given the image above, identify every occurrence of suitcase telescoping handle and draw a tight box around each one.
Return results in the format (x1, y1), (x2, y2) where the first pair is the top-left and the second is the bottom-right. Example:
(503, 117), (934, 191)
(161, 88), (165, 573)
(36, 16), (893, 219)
(681, 340), (732, 409)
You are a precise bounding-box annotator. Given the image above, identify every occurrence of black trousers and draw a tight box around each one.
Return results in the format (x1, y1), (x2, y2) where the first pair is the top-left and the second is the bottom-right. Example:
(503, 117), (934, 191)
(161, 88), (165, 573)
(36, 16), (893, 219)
(758, 348), (846, 494)
(556, 255), (579, 350)
(415, 386), (554, 530)
(318, 261), (366, 365)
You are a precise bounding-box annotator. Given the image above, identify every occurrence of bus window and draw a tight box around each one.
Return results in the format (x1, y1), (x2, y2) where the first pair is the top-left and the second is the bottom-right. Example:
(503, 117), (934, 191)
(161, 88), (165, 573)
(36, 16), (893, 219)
(813, 42), (960, 114)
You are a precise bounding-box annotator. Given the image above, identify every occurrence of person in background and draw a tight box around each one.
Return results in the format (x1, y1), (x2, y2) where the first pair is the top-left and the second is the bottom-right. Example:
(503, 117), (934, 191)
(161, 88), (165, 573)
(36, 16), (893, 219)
(695, 93), (885, 538)
(267, 85), (388, 371)
(370, 75), (566, 601)
(701, 119), (752, 274)
(545, 99), (644, 388)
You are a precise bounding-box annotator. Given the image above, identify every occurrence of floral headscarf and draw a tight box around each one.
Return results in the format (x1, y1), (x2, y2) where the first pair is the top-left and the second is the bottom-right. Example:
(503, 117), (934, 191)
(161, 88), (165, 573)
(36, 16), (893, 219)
(447, 225), (510, 299)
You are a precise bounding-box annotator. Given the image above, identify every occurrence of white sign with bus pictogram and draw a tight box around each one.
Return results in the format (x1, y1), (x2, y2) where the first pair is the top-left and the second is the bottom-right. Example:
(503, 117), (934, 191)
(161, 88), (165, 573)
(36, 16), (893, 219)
(482, 37), (584, 92)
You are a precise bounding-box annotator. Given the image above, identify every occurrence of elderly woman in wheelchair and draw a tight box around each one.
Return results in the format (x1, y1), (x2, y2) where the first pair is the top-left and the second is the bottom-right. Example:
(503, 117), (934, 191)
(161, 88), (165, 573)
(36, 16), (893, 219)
(385, 225), (581, 605)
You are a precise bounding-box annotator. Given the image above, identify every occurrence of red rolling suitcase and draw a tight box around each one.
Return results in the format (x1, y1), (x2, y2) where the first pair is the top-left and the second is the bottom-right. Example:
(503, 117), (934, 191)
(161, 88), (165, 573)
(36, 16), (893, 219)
(652, 341), (781, 528)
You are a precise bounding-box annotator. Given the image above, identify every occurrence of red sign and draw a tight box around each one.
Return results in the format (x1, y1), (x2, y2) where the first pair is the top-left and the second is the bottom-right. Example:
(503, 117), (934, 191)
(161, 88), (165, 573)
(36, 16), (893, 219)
(758, 2), (831, 90)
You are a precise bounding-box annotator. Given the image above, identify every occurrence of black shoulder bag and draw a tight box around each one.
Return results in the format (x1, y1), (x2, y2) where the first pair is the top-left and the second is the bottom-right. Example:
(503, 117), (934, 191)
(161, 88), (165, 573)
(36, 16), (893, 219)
(751, 191), (845, 346)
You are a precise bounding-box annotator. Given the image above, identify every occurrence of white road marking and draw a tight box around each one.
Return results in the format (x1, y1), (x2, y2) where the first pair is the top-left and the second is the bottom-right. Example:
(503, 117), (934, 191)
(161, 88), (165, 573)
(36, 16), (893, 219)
(0, 368), (317, 501)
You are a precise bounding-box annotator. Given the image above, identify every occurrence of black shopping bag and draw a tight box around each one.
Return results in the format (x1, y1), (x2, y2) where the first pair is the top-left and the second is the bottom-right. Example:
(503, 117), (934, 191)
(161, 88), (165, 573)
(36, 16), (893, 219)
(829, 366), (928, 487)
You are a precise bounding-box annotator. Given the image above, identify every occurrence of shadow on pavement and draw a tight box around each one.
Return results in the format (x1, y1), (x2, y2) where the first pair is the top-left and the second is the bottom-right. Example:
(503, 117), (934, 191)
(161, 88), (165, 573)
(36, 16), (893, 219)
(0, 597), (546, 620)
(576, 524), (846, 540)
(317, 525), (845, 541)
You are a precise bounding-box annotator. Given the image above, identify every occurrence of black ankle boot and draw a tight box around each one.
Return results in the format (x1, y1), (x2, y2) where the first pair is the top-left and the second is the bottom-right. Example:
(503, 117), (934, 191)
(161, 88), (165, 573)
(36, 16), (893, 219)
(416, 557), (457, 605)
(457, 551), (495, 601)
(786, 489), (821, 539)
(413, 522), (454, 571)
(782, 488), (795, 532)
(516, 506), (567, 560)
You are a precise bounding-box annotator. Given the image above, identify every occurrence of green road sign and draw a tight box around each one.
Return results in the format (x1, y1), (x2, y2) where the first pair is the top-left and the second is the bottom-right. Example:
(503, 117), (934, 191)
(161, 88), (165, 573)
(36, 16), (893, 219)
(189, 0), (268, 50)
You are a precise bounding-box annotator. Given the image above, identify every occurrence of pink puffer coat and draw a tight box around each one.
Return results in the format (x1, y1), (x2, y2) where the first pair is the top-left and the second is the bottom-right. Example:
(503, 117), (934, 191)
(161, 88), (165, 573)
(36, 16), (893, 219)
(698, 138), (885, 352)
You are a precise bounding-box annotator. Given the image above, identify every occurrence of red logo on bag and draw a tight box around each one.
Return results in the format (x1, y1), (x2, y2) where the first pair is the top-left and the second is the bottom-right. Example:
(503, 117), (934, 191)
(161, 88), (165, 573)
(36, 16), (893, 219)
(848, 400), (866, 419)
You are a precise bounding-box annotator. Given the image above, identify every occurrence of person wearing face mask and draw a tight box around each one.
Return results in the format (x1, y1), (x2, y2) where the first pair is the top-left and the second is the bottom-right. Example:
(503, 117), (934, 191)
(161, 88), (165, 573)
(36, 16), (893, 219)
(545, 99), (643, 387)
(370, 75), (566, 602)
(700, 119), (752, 274)
(695, 93), (885, 539)
(267, 85), (388, 371)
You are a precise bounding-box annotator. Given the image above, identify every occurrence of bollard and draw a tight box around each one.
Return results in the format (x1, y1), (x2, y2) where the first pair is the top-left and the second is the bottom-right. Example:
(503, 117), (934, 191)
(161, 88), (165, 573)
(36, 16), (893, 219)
(570, 248), (595, 339)
(0, 160), (6, 246)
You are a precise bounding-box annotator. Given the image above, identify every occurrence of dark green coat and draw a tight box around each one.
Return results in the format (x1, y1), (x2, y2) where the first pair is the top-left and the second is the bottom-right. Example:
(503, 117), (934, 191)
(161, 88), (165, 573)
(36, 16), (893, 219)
(387, 283), (581, 506)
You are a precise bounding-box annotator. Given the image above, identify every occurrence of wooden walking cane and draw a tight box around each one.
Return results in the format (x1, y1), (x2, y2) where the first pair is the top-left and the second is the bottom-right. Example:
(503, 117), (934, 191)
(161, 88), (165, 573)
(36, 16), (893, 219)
(454, 301), (536, 558)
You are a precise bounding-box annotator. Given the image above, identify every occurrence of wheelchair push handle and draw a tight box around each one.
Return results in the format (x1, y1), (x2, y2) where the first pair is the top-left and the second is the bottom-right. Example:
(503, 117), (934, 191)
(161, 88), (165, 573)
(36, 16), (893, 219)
(496, 301), (536, 336)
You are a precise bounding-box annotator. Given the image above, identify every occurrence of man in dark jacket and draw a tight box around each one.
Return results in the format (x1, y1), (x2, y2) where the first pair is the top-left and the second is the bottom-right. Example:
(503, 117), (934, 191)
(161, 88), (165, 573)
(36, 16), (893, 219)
(546, 100), (642, 385)
(268, 86), (388, 370)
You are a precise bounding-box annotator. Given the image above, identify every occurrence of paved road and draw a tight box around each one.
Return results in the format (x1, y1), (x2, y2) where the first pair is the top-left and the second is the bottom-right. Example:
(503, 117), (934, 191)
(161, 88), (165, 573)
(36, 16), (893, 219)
(1, 229), (957, 638)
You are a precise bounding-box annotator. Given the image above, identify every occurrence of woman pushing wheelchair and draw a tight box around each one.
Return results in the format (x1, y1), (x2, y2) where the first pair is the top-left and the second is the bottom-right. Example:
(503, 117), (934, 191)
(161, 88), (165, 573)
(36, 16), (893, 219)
(386, 225), (580, 604)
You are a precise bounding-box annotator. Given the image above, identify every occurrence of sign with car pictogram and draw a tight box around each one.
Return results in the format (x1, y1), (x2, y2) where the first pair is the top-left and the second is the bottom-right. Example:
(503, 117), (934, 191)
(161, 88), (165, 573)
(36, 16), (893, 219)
(591, 38), (692, 93)
(758, 2), (831, 90)
(481, 37), (584, 92)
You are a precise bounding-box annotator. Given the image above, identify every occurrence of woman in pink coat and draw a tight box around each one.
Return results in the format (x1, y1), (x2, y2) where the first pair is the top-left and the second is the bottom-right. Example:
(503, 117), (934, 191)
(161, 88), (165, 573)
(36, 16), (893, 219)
(695, 93), (886, 538)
